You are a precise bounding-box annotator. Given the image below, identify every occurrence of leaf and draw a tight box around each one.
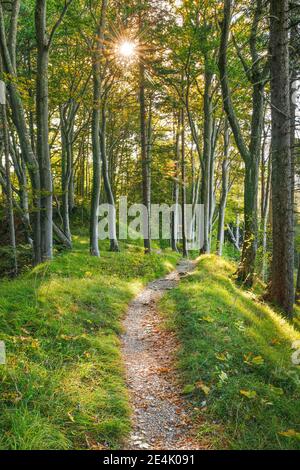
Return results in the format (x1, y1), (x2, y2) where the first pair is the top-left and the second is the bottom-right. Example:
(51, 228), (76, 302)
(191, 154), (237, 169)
(279, 429), (300, 440)
(252, 355), (264, 365)
(269, 385), (284, 396)
(201, 316), (215, 323)
(243, 353), (264, 366)
(270, 338), (281, 346)
(157, 367), (170, 374)
(183, 384), (195, 395)
(67, 412), (75, 423)
(240, 389), (257, 399)
(219, 371), (228, 383)
(260, 399), (273, 406)
(196, 381), (210, 395)
(215, 352), (229, 362)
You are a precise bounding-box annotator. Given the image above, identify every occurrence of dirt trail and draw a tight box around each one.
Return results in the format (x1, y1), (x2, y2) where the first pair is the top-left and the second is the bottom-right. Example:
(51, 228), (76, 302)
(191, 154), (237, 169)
(122, 259), (206, 450)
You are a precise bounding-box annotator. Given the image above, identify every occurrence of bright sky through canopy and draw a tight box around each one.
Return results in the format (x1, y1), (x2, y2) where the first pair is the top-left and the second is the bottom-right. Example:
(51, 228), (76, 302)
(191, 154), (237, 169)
(118, 41), (136, 58)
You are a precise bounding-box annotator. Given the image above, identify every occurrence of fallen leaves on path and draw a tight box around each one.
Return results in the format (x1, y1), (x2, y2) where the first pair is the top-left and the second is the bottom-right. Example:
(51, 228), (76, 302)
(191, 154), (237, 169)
(122, 260), (210, 451)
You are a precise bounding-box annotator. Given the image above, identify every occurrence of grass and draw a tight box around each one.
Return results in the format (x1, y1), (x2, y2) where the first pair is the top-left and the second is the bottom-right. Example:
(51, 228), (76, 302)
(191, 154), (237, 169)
(159, 255), (300, 450)
(0, 236), (179, 450)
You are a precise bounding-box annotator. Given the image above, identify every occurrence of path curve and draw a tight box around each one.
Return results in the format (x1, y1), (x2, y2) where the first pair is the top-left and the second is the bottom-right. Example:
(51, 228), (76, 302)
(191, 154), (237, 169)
(122, 259), (205, 450)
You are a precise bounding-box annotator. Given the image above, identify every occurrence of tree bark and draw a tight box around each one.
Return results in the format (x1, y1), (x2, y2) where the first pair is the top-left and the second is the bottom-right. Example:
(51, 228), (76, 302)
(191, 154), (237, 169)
(90, 0), (108, 257)
(1, 88), (18, 275)
(100, 102), (119, 252)
(35, 0), (53, 262)
(201, 64), (213, 254)
(267, 0), (294, 316)
(60, 100), (77, 247)
(0, 1), (42, 264)
(139, 59), (151, 254)
(217, 119), (230, 256)
(181, 107), (188, 258)
(171, 113), (180, 252)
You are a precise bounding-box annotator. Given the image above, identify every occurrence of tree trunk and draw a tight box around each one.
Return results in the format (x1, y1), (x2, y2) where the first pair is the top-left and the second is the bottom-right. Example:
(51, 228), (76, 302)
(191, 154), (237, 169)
(1, 87), (17, 275)
(217, 119), (230, 256)
(267, 0), (294, 316)
(60, 101), (76, 247)
(201, 65), (213, 254)
(0, 1), (42, 264)
(181, 107), (188, 258)
(237, 155), (259, 284)
(139, 60), (151, 254)
(261, 152), (271, 281)
(218, 0), (266, 285)
(171, 114), (180, 252)
(35, 0), (53, 262)
(100, 103), (119, 252)
(90, 0), (108, 257)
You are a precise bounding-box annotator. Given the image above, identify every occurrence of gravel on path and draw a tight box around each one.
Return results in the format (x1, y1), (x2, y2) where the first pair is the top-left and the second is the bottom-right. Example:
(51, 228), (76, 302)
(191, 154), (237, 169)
(122, 259), (208, 450)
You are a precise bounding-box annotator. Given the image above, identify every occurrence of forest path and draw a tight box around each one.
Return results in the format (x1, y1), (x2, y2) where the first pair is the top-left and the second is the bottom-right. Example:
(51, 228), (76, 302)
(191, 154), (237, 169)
(122, 259), (206, 450)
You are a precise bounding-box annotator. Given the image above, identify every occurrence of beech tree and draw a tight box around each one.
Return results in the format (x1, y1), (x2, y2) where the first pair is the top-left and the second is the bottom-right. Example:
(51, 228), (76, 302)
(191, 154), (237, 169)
(218, 0), (269, 285)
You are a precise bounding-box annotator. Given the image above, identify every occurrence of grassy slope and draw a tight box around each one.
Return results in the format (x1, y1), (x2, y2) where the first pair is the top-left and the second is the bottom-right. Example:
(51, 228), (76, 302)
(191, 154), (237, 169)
(160, 255), (300, 450)
(0, 237), (179, 450)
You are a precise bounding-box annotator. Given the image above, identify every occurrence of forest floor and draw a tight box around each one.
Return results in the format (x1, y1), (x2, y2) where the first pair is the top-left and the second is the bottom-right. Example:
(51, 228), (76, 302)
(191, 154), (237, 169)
(1, 240), (300, 450)
(122, 258), (210, 450)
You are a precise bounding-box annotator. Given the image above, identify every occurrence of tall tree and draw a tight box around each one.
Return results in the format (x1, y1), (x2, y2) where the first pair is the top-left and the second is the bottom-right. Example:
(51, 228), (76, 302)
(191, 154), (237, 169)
(0, 0), (42, 264)
(139, 19), (151, 254)
(35, 0), (74, 261)
(100, 93), (119, 252)
(90, 0), (108, 257)
(217, 118), (230, 256)
(267, 0), (294, 316)
(218, 0), (268, 285)
(0, 81), (17, 275)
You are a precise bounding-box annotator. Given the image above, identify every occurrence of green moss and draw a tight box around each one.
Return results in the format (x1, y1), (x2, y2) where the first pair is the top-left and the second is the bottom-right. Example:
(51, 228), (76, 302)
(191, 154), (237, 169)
(0, 237), (179, 450)
(160, 255), (300, 450)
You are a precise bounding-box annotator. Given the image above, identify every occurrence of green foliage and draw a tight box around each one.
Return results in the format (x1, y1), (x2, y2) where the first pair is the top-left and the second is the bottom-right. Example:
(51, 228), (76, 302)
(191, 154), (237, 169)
(0, 237), (179, 450)
(160, 255), (300, 450)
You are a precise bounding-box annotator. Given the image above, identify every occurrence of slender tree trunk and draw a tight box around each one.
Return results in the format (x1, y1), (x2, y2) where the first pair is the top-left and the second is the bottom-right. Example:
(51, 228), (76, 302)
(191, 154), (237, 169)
(100, 104), (119, 252)
(238, 151), (260, 284)
(201, 65), (213, 254)
(35, 0), (53, 262)
(68, 167), (75, 211)
(0, 1), (42, 264)
(90, 66), (101, 257)
(218, 0), (266, 286)
(1, 87), (17, 275)
(90, 0), (107, 257)
(139, 60), (151, 254)
(261, 154), (271, 281)
(217, 119), (230, 256)
(60, 101), (76, 247)
(20, 157), (31, 244)
(171, 113), (180, 252)
(209, 124), (216, 240)
(181, 107), (188, 258)
(267, 0), (294, 316)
